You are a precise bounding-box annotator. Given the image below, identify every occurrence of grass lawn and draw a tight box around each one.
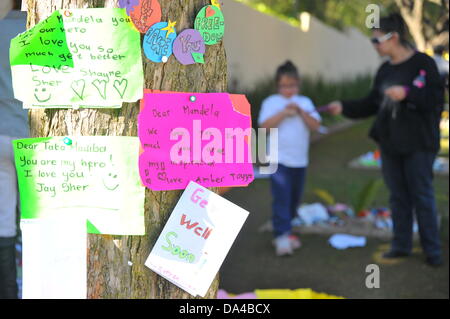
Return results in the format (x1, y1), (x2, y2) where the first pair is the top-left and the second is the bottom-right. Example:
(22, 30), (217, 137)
(306, 119), (449, 226)
(220, 119), (449, 299)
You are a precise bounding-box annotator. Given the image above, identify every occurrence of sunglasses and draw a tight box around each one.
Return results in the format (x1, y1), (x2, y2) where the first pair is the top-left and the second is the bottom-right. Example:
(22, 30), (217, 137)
(371, 32), (394, 45)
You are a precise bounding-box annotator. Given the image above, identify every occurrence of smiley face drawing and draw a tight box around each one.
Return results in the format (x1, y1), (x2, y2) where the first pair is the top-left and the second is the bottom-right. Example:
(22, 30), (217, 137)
(34, 87), (52, 103)
(102, 172), (120, 191)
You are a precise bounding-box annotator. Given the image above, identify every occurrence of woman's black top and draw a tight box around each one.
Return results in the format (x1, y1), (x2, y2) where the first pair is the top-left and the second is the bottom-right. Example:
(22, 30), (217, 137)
(342, 52), (445, 155)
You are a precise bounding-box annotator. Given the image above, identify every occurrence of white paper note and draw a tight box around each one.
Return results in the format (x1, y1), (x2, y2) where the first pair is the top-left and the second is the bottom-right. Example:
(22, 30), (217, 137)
(21, 216), (87, 299)
(145, 181), (249, 297)
(10, 8), (144, 109)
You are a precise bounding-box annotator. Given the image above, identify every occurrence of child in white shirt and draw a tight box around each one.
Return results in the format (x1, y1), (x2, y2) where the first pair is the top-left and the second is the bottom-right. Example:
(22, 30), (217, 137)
(258, 61), (321, 256)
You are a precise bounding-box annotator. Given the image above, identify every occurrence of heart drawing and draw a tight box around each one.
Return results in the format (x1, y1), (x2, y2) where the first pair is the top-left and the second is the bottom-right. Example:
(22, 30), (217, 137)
(113, 79), (128, 99)
(71, 79), (86, 100)
(206, 6), (216, 18)
(92, 79), (108, 100)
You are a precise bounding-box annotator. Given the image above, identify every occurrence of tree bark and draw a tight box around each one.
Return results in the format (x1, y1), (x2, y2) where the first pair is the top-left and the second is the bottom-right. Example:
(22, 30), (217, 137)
(25, 0), (227, 299)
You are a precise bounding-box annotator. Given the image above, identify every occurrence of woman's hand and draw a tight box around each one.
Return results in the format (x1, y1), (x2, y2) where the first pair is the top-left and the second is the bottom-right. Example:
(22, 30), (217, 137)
(328, 101), (343, 115)
(384, 86), (407, 102)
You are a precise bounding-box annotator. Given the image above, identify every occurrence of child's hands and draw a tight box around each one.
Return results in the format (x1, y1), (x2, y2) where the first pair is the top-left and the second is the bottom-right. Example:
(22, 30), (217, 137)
(283, 103), (300, 117)
(328, 101), (343, 115)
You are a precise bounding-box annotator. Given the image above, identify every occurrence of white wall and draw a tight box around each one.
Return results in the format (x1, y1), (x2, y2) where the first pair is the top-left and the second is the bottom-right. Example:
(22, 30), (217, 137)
(222, 0), (381, 89)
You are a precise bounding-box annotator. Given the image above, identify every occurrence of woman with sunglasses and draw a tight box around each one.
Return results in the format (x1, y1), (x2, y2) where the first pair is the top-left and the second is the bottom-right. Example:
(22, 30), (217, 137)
(328, 13), (445, 267)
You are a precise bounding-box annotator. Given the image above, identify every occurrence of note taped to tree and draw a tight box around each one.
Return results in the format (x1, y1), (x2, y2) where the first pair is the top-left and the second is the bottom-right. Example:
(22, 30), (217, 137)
(10, 8), (144, 109)
(21, 216), (87, 299)
(173, 29), (206, 65)
(145, 181), (249, 297)
(12, 136), (145, 235)
(138, 91), (254, 191)
(143, 21), (177, 63)
(129, 0), (162, 34)
(194, 5), (225, 45)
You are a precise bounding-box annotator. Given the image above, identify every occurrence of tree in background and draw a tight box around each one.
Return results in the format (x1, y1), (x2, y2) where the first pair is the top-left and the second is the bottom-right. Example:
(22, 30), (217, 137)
(25, 0), (226, 299)
(241, 0), (449, 51)
(395, 0), (449, 51)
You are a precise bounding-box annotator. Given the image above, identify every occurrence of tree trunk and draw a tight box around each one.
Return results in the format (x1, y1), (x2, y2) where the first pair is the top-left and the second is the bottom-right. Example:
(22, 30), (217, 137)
(25, 0), (227, 299)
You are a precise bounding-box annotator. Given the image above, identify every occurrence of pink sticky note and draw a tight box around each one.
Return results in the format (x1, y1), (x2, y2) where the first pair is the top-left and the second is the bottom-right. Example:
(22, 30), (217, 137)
(138, 92), (254, 191)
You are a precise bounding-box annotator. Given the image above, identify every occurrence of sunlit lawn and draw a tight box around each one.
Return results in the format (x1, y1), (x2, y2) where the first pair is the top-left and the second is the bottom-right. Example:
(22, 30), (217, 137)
(304, 119), (449, 238)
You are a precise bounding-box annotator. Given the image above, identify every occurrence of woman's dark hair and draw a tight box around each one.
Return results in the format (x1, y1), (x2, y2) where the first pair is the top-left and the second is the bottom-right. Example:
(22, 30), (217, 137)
(375, 13), (413, 48)
(275, 61), (300, 83)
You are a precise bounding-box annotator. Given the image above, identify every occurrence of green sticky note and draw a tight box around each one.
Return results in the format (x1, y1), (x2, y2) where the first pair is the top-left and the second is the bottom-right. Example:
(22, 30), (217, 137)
(194, 5), (225, 45)
(10, 8), (144, 109)
(86, 220), (101, 234)
(12, 136), (145, 235)
(10, 11), (74, 68)
(192, 52), (205, 64)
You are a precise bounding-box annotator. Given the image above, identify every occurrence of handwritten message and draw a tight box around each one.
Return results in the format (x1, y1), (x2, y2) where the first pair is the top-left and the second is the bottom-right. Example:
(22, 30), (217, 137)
(173, 29), (206, 65)
(10, 8), (144, 108)
(128, 0), (162, 34)
(143, 21), (177, 63)
(138, 92), (254, 191)
(10, 11), (73, 69)
(194, 5), (225, 45)
(13, 136), (145, 235)
(145, 181), (249, 297)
